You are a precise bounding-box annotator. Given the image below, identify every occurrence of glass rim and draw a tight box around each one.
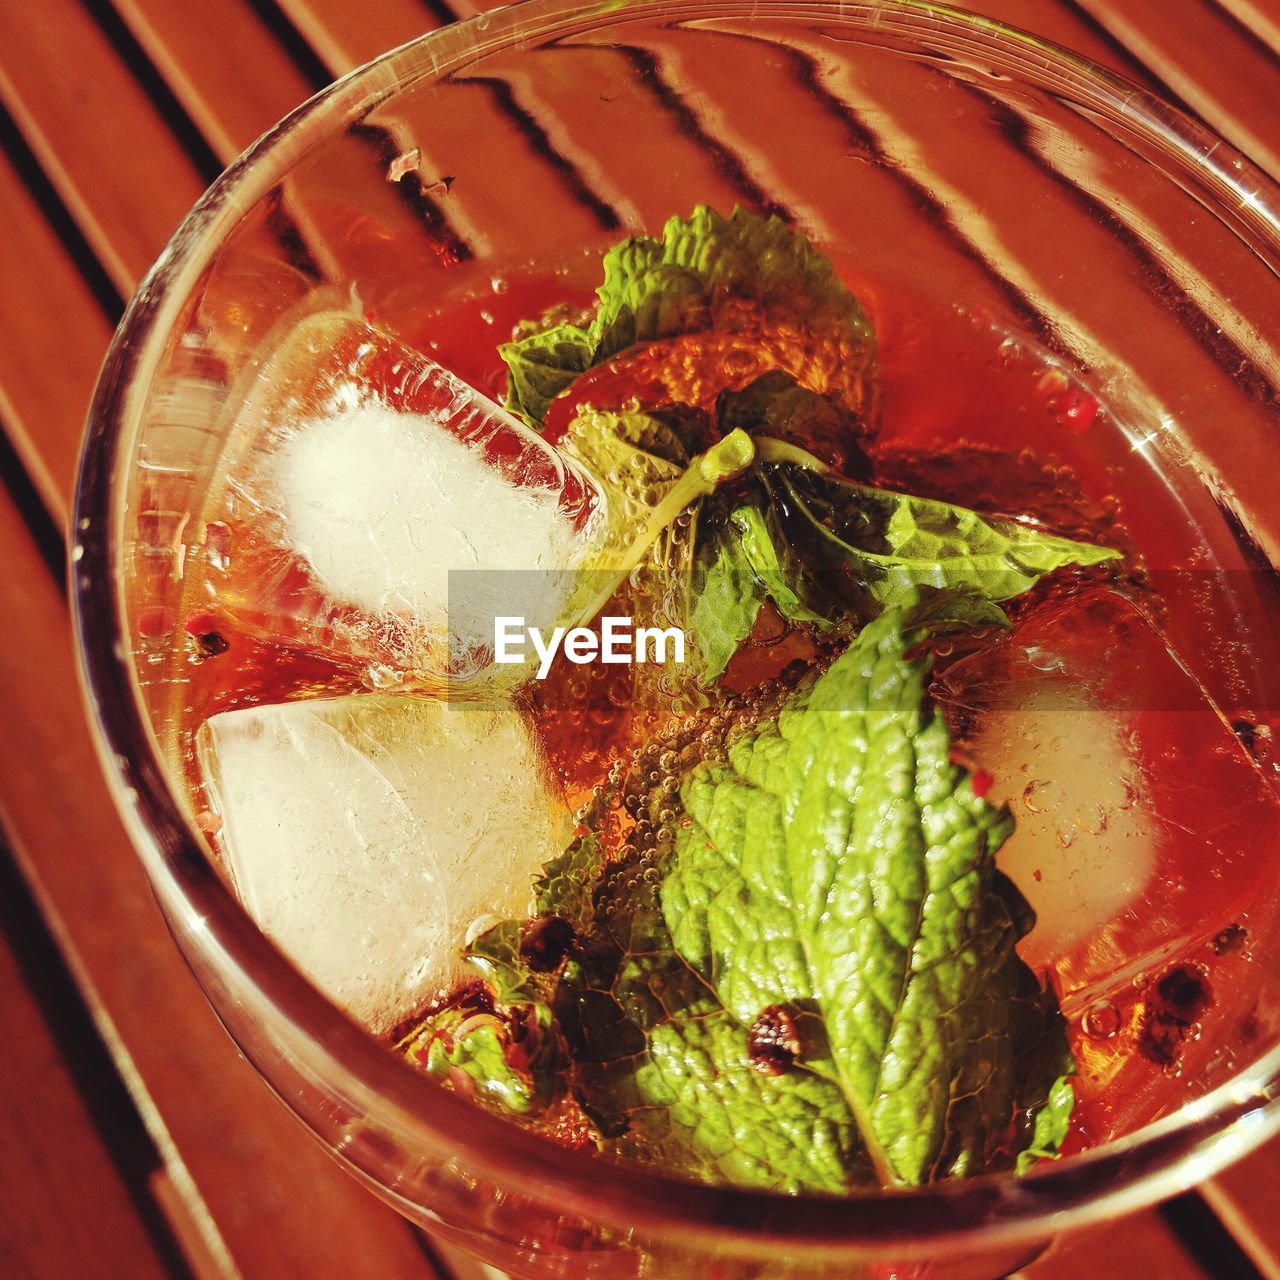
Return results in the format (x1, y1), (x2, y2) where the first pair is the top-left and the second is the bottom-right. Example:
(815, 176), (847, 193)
(70, 0), (1280, 1257)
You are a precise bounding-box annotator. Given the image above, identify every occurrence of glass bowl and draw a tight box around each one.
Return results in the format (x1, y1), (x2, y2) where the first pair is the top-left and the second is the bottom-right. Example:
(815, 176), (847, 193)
(72, 2), (1280, 1277)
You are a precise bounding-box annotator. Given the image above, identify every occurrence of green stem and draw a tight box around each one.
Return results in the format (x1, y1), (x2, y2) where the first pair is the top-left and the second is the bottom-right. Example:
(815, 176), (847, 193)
(752, 435), (830, 473)
(579, 430), (756, 620)
(611, 429), (755, 580)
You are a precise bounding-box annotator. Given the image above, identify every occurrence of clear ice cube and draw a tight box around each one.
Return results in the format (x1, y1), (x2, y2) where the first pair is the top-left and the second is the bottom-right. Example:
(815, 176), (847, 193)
(197, 308), (601, 684)
(197, 693), (570, 1034)
(936, 588), (1280, 1006)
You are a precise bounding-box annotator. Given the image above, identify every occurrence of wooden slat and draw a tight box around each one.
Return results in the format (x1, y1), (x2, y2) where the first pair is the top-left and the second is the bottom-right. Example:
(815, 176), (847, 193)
(427, 1237), (506, 1280)
(0, 488), (444, 1279)
(366, 76), (620, 259)
(0, 0), (207, 294)
(111, 0), (318, 164)
(1019, 1209), (1209, 1279)
(1217, 0), (1280, 57)
(1072, 0), (1280, 181)
(282, 0), (618, 261)
(620, 25), (1041, 344)
(472, 40), (754, 232)
(0, 884), (173, 1280)
(0, 143), (114, 523)
(793, 23), (1277, 475)
(1204, 1148), (1280, 1278)
(964, 0), (1165, 88)
(275, 0), (443, 75)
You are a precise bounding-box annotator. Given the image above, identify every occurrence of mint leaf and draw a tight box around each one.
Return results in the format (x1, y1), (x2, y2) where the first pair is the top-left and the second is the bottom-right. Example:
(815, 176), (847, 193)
(691, 500), (833, 681)
(775, 466), (1120, 614)
(530, 599), (1072, 1190)
(500, 206), (878, 430)
(399, 997), (563, 1117)
(673, 375), (1118, 686)
(559, 404), (754, 632)
(661, 602), (1070, 1185)
(550, 813), (870, 1191)
(1016, 1075), (1075, 1174)
(501, 323), (596, 429)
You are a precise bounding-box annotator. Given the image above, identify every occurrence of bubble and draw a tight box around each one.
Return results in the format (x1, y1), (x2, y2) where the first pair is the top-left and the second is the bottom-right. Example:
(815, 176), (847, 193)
(996, 336), (1020, 368)
(1082, 1002), (1122, 1040)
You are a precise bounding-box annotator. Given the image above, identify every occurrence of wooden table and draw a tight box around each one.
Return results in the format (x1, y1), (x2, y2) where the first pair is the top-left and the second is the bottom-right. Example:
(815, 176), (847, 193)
(2, 1), (1279, 1276)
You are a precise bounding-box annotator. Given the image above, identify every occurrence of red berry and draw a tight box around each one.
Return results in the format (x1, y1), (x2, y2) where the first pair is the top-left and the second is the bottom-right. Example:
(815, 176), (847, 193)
(970, 769), (994, 799)
(1057, 388), (1099, 433)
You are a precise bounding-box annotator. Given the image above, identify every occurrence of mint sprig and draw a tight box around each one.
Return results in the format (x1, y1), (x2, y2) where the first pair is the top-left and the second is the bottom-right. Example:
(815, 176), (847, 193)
(405, 598), (1075, 1189)
(500, 205), (879, 431)
(661, 601), (1073, 1185)
(679, 376), (1119, 679)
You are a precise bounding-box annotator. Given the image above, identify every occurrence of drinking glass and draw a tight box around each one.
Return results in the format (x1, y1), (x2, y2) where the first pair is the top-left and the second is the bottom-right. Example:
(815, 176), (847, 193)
(72, 3), (1280, 1276)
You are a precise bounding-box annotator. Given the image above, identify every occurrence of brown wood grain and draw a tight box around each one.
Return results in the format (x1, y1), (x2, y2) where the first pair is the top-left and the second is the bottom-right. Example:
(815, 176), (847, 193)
(276, 0), (444, 75)
(1204, 1151), (1280, 1279)
(1018, 1208), (1210, 1279)
(0, 888), (172, 1280)
(111, 0), (318, 164)
(0, 488), (445, 1279)
(1, 1), (1280, 1277)
(0, 0), (207, 294)
(365, 71), (622, 259)
(1217, 0), (1280, 57)
(0, 143), (113, 524)
(468, 39), (751, 229)
(1073, 0), (1280, 181)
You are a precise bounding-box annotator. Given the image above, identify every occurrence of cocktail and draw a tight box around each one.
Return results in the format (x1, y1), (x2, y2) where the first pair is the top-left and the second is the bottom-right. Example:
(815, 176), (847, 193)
(73, 3), (1280, 1277)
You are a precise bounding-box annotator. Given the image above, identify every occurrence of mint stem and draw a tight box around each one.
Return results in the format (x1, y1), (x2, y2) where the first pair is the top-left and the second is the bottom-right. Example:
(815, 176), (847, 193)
(577, 430), (756, 623)
(752, 435), (830, 473)
(623, 430), (756, 577)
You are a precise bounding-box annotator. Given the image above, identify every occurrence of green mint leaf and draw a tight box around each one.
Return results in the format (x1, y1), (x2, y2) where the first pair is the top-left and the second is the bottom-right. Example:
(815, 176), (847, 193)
(773, 466), (1120, 616)
(724, 504), (830, 628)
(399, 999), (563, 1117)
(674, 374), (1112, 685)
(500, 206), (878, 430)
(550, 829), (870, 1190)
(501, 323), (595, 430)
(662, 602), (1072, 1185)
(1016, 1076), (1075, 1174)
(534, 831), (607, 934)
(531, 599), (1074, 1189)
(691, 499), (833, 682)
(466, 919), (543, 1004)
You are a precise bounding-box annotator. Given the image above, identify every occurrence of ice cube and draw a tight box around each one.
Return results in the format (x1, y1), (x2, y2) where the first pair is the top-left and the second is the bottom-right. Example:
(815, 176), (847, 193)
(197, 692), (570, 1034)
(198, 309), (601, 684)
(936, 589), (1280, 1005)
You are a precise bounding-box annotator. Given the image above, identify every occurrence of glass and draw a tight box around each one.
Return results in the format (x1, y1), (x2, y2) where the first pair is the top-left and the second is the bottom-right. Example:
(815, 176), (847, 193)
(71, 2), (1280, 1276)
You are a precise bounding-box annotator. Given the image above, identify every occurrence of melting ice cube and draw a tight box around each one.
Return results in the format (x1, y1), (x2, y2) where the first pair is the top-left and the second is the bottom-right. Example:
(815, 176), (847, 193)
(936, 588), (1280, 1005)
(198, 693), (570, 1034)
(200, 309), (601, 683)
